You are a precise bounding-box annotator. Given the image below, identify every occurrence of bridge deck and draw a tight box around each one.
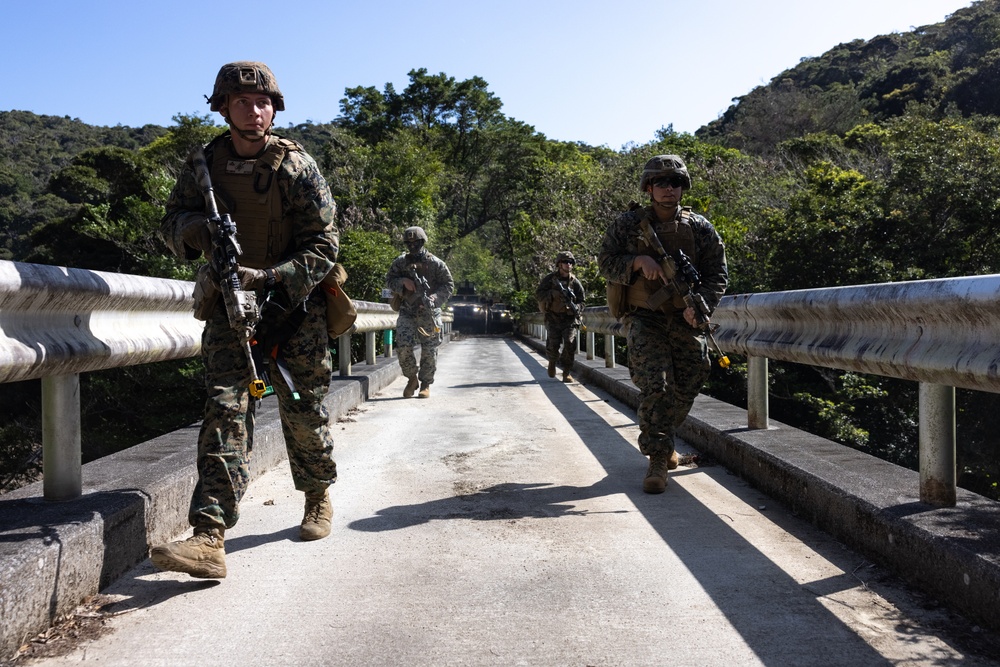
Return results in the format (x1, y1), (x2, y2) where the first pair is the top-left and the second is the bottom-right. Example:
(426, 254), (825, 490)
(13, 337), (999, 666)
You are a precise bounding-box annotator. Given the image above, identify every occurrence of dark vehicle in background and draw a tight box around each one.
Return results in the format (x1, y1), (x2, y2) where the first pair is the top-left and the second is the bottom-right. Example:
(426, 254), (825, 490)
(488, 303), (514, 333)
(447, 281), (513, 334)
(448, 281), (489, 334)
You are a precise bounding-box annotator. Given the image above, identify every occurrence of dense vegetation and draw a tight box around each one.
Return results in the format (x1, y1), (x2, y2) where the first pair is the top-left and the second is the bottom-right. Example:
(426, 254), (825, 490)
(2, 0), (999, 498)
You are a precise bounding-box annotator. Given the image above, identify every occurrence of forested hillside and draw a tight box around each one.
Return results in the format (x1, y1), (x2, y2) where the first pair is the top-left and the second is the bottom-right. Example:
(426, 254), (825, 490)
(1, 4), (999, 499)
(699, 0), (1000, 153)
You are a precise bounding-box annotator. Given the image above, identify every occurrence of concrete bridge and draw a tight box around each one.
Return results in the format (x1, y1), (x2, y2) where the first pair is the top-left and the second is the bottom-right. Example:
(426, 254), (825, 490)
(1, 259), (1000, 664)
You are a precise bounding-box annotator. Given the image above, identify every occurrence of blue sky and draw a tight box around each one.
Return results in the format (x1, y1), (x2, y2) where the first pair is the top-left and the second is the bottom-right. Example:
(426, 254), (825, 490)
(5, 0), (975, 149)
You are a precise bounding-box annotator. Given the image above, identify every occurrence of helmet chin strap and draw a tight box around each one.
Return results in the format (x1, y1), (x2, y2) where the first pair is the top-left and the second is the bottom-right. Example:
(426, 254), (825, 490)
(650, 196), (679, 217)
(222, 111), (273, 144)
(229, 121), (270, 143)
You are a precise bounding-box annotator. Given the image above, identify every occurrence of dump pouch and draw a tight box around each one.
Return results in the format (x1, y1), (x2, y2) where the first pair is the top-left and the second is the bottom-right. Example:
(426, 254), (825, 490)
(320, 264), (357, 337)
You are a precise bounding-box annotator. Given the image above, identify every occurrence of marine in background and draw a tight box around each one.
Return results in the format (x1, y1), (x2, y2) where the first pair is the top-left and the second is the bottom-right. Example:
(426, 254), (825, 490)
(386, 226), (454, 399)
(598, 155), (727, 494)
(535, 250), (586, 382)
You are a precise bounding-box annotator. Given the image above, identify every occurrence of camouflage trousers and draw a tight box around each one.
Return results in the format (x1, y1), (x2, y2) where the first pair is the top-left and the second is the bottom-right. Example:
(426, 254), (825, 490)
(192, 289), (337, 531)
(625, 309), (710, 457)
(545, 314), (579, 372)
(397, 308), (443, 384)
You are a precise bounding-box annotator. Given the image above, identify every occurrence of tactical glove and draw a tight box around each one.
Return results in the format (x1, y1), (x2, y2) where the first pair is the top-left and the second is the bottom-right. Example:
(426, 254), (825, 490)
(236, 267), (268, 290)
(181, 220), (213, 256)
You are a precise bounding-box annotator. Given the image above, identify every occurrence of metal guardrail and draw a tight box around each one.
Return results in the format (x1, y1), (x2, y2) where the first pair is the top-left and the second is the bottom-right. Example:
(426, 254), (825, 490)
(520, 274), (1000, 507)
(0, 259), (444, 501)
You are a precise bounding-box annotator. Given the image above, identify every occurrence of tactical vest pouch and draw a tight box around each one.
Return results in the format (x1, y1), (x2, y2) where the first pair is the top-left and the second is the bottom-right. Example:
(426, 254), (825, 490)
(607, 281), (628, 319)
(321, 264), (357, 337)
(192, 264), (221, 321)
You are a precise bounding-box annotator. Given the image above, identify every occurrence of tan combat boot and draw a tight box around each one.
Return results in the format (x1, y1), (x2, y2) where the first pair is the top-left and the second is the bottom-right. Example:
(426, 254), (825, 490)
(547, 360), (557, 378)
(403, 377), (419, 398)
(300, 490), (333, 541)
(418, 383), (431, 399)
(668, 449), (679, 470)
(643, 452), (670, 494)
(563, 370), (574, 383)
(150, 528), (226, 579)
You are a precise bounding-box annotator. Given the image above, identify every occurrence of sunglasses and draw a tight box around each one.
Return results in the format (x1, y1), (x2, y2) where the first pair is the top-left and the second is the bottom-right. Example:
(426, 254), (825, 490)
(559, 260), (575, 265)
(652, 176), (686, 189)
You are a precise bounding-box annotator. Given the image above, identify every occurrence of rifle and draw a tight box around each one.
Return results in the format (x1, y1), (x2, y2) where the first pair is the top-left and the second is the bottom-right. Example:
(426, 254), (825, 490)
(190, 146), (272, 398)
(553, 277), (581, 320)
(638, 218), (730, 368)
(409, 264), (440, 336)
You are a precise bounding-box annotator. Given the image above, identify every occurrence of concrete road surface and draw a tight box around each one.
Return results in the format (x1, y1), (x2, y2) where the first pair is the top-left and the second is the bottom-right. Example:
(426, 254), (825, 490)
(19, 337), (1000, 666)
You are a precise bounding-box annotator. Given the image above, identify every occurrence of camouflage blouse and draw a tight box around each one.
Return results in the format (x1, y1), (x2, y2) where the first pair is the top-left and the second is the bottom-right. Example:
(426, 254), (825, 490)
(598, 204), (728, 313)
(159, 132), (339, 306)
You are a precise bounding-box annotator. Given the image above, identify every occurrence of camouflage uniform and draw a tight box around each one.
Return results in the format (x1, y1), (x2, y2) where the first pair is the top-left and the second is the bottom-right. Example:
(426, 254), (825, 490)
(386, 249), (454, 385)
(160, 131), (339, 532)
(535, 271), (585, 374)
(598, 204), (727, 458)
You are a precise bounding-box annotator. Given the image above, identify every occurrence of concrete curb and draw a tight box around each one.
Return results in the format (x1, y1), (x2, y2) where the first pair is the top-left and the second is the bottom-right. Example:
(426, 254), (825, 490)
(521, 334), (1000, 633)
(0, 354), (404, 660)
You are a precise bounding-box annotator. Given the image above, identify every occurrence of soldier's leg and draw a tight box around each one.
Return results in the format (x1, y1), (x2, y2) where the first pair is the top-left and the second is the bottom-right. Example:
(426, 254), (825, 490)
(190, 309), (253, 531)
(545, 323), (562, 366)
(396, 314), (420, 380)
(626, 314), (676, 457)
(273, 291), (337, 495)
(416, 322), (441, 385)
(669, 325), (711, 428)
(559, 324), (577, 372)
(273, 292), (337, 541)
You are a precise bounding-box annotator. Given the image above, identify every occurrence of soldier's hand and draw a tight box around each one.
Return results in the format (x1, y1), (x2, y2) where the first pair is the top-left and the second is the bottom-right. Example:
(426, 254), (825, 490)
(683, 306), (699, 328)
(181, 220), (212, 256)
(426, 294), (437, 308)
(634, 255), (665, 281)
(402, 277), (416, 292)
(237, 267), (268, 290)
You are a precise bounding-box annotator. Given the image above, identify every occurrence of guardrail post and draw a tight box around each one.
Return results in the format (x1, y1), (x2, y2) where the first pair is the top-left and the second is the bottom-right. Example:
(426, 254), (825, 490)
(747, 356), (769, 430)
(604, 334), (616, 368)
(383, 329), (394, 358)
(586, 330), (595, 361)
(42, 374), (82, 501)
(919, 382), (957, 507)
(338, 332), (352, 376)
(365, 331), (376, 365)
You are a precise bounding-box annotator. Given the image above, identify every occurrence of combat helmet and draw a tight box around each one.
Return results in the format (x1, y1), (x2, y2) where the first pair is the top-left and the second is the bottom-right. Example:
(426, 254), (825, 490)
(207, 61), (285, 112)
(555, 250), (576, 266)
(403, 226), (427, 253)
(639, 154), (691, 191)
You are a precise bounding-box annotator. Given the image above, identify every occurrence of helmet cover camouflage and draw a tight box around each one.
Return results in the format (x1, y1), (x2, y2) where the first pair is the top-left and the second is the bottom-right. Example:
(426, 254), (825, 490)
(640, 154), (691, 191)
(208, 61), (285, 112)
(403, 227), (428, 243)
(555, 250), (576, 265)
